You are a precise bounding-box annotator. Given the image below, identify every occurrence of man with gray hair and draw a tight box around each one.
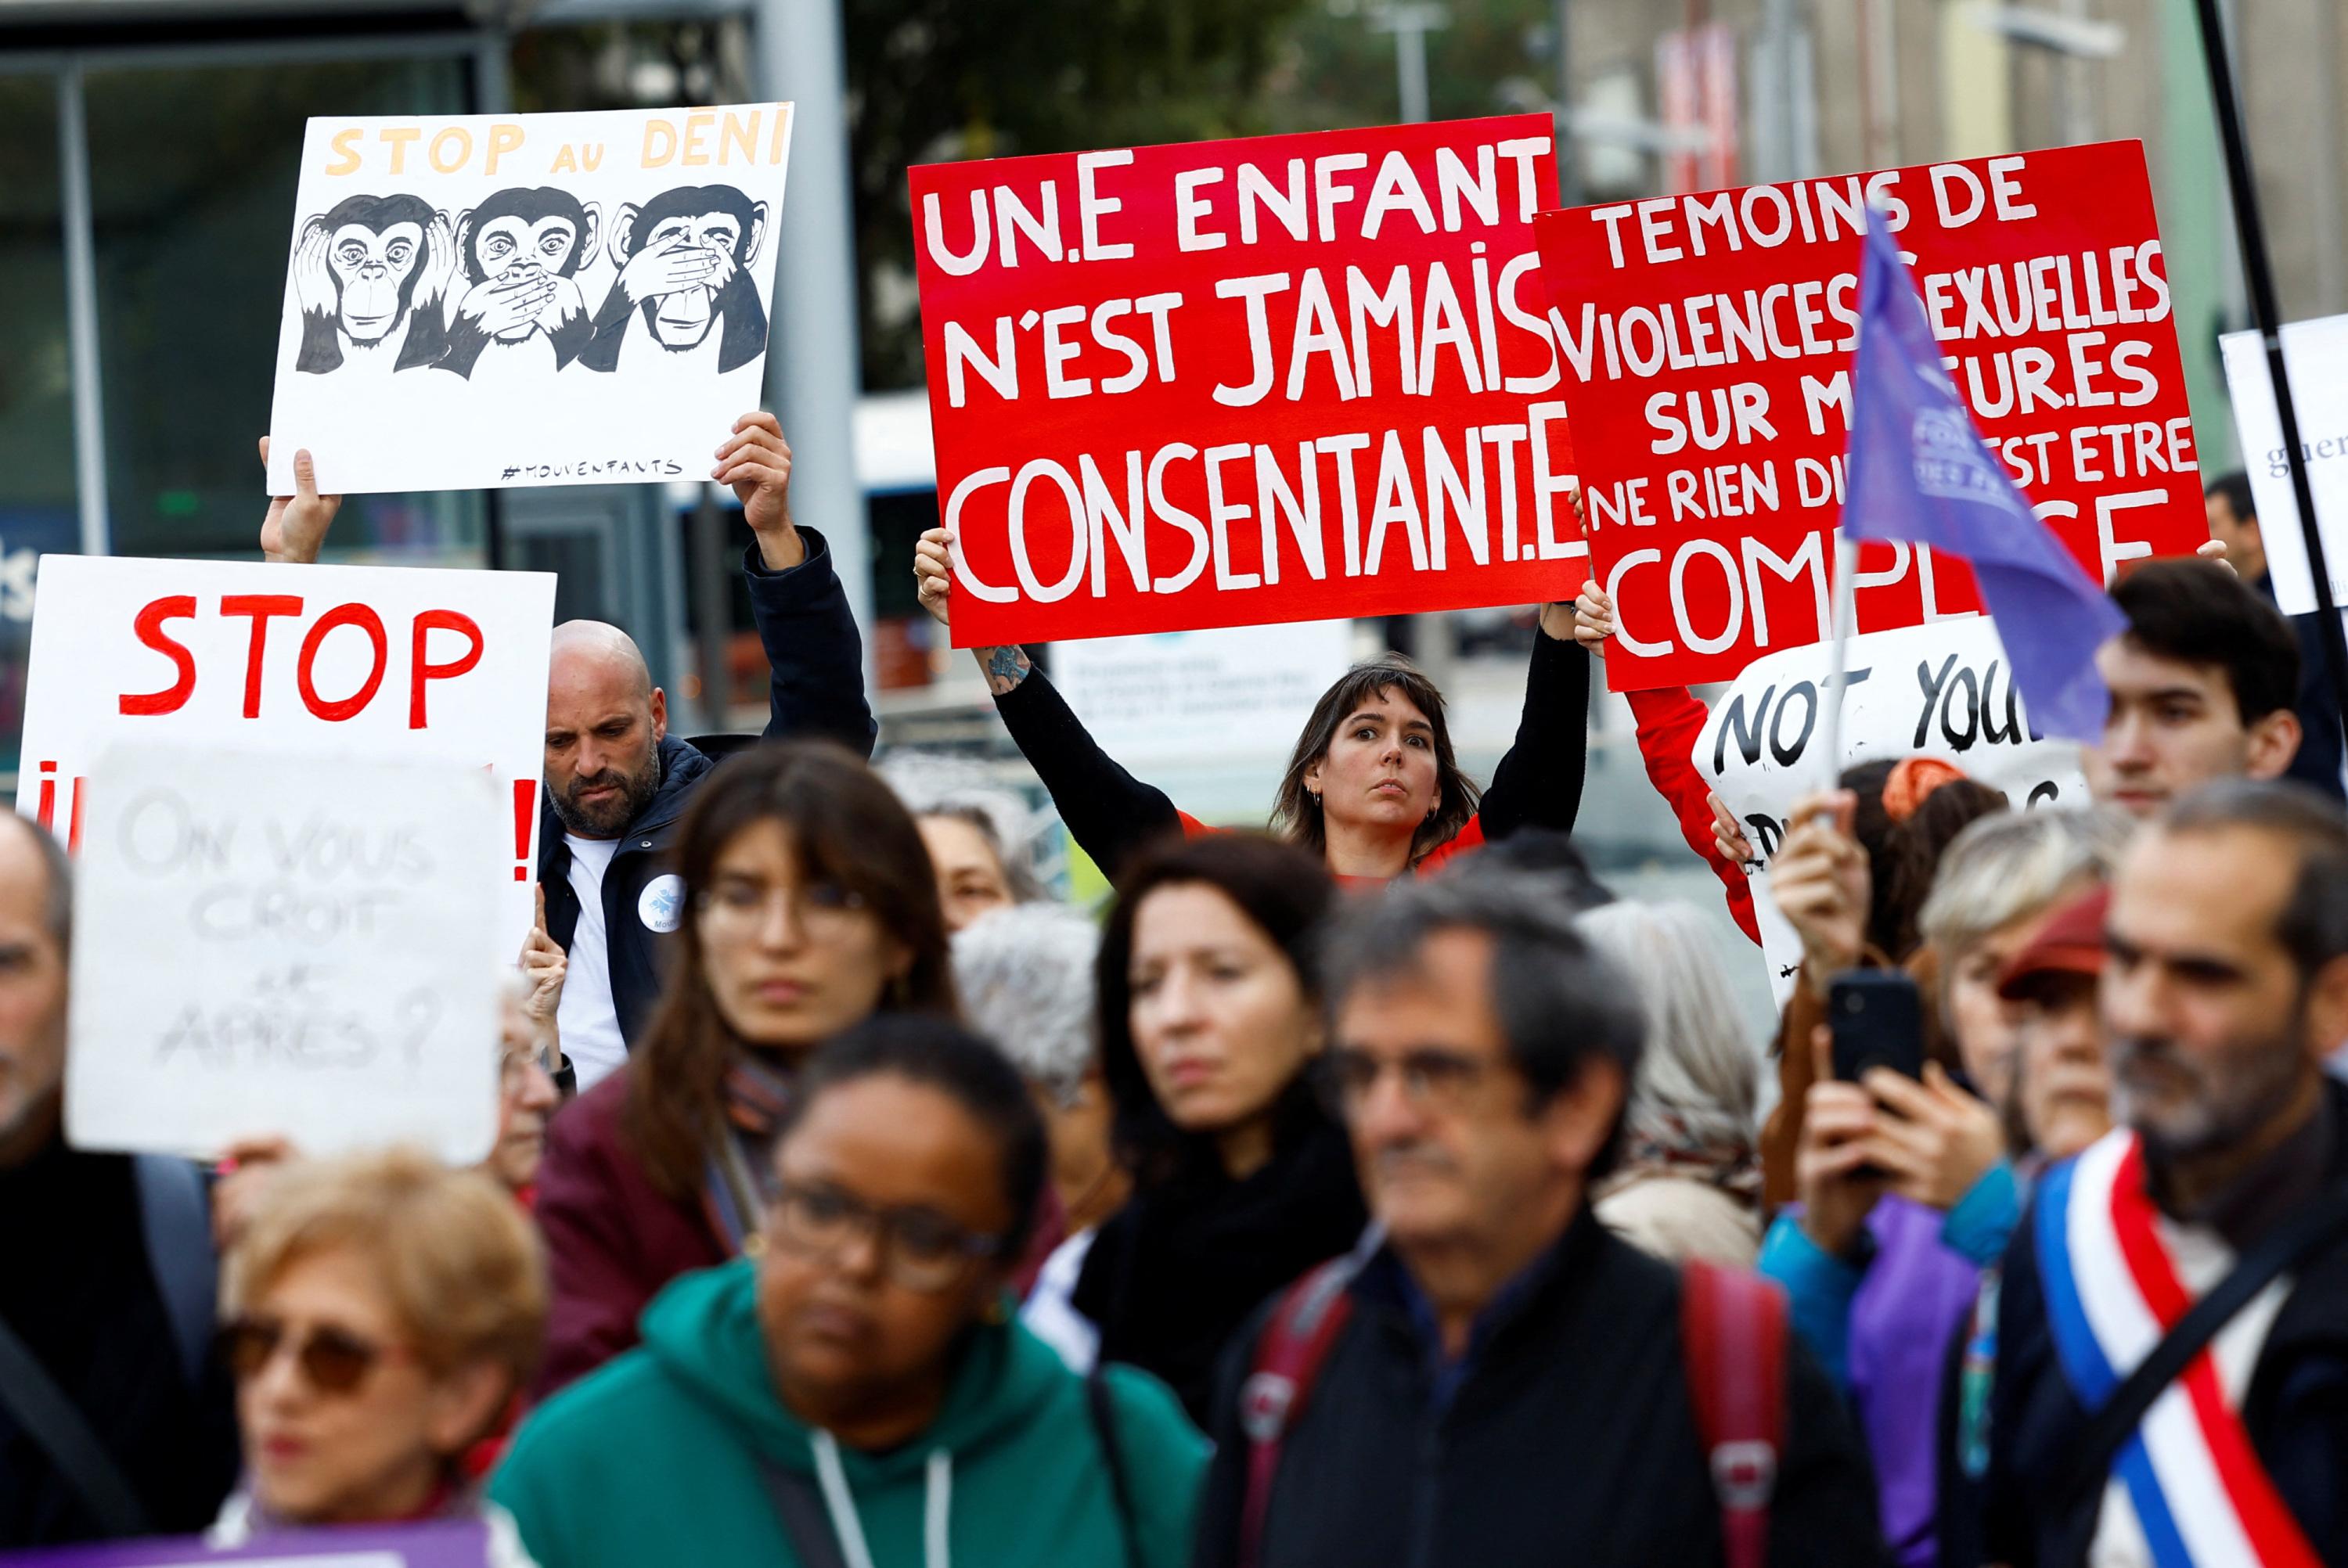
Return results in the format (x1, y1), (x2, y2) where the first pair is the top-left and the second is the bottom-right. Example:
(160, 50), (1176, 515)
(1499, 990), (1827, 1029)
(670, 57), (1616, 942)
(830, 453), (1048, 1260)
(1189, 869), (1885, 1568)
(261, 413), (875, 1088)
(1988, 781), (2348, 1566)
(0, 815), (236, 1545)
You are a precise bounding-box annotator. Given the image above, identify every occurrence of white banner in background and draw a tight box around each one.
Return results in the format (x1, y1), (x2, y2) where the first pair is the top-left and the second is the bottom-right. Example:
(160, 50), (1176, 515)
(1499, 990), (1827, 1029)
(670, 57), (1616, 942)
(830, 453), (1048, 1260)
(1051, 619), (1356, 767)
(2222, 317), (2348, 616)
(1695, 617), (2087, 1001)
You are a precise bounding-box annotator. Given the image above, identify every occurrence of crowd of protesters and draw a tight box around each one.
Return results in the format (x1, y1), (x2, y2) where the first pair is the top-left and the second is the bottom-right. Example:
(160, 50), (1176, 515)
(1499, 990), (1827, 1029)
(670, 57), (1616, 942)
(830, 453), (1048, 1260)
(3, 421), (2346, 1568)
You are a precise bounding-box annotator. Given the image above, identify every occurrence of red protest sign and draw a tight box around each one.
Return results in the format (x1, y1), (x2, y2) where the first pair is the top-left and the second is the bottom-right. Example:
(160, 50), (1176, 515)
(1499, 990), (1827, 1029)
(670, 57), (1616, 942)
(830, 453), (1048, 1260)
(910, 116), (1576, 647)
(1534, 139), (2205, 690)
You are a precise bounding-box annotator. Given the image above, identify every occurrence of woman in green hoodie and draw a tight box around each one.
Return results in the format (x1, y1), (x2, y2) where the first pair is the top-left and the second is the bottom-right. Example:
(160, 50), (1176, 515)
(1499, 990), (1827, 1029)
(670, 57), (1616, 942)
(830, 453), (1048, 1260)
(492, 1015), (1207, 1568)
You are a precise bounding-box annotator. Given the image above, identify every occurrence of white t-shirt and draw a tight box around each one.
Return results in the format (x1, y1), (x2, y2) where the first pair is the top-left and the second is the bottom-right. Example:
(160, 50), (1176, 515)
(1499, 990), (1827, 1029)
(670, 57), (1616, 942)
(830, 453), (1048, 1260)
(556, 834), (628, 1091)
(1021, 1228), (1100, 1373)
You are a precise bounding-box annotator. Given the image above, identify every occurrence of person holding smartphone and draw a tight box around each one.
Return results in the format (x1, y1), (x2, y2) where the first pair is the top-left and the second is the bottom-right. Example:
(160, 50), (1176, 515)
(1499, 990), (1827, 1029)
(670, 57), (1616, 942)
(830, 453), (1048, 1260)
(1757, 805), (2127, 1568)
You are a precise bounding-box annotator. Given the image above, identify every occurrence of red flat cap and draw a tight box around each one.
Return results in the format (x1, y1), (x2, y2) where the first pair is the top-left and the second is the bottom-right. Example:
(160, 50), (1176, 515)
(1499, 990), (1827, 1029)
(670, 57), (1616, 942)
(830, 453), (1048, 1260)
(1997, 885), (2111, 1000)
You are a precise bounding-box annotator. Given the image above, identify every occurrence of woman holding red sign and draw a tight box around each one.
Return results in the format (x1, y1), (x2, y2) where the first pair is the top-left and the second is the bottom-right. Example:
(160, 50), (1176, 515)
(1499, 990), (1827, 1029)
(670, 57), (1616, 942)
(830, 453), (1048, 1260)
(912, 525), (1592, 886)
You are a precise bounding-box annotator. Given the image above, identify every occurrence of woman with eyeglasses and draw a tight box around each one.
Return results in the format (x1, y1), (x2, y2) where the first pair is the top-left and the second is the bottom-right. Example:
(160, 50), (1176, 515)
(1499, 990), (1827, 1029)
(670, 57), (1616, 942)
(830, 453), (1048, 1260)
(492, 978), (565, 1201)
(494, 1015), (1206, 1568)
(1071, 833), (1363, 1425)
(208, 1149), (543, 1560)
(532, 742), (957, 1396)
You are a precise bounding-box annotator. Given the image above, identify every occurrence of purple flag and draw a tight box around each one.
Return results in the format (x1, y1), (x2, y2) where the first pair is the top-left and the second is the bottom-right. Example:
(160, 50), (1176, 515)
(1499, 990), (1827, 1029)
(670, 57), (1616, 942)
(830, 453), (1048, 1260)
(1841, 218), (2123, 742)
(0, 1518), (492, 1567)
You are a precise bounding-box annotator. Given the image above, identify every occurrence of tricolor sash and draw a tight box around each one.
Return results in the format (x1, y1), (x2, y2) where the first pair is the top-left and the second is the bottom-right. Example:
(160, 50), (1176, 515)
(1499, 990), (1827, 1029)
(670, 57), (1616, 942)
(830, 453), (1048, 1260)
(2036, 1129), (2317, 1568)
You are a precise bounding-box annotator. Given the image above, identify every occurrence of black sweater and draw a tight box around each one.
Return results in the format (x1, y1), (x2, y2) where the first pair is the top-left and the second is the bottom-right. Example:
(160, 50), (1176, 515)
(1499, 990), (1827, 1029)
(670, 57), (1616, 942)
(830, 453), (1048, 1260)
(1074, 1115), (1367, 1426)
(993, 631), (1594, 883)
(1190, 1208), (1889, 1568)
(0, 1140), (237, 1546)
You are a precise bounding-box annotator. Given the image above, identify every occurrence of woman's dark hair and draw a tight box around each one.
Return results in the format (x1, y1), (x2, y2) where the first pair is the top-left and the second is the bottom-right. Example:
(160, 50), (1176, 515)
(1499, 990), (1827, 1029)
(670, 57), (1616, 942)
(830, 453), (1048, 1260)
(1096, 833), (1335, 1188)
(1269, 656), (1478, 865)
(626, 741), (957, 1198)
(1838, 757), (2008, 961)
(774, 1015), (1050, 1261)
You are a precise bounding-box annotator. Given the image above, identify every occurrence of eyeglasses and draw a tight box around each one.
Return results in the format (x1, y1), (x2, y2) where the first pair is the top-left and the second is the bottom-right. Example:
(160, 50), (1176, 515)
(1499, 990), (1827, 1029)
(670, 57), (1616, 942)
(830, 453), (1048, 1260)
(765, 1180), (1005, 1293)
(1322, 1046), (1496, 1117)
(500, 1039), (559, 1088)
(697, 878), (870, 941)
(218, 1315), (412, 1395)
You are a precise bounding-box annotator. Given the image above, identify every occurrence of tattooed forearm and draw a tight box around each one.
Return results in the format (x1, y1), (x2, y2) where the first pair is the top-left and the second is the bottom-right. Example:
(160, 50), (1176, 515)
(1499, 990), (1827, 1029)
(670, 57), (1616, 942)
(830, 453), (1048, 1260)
(976, 644), (1033, 696)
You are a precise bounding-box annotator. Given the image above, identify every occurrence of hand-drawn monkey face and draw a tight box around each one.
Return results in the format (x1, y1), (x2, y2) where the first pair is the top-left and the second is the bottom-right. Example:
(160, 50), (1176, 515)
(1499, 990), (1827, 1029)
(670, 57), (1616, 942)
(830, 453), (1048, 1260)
(455, 189), (601, 343)
(328, 220), (424, 343)
(475, 214), (583, 280)
(305, 192), (438, 349)
(640, 211), (740, 346)
(610, 187), (769, 353)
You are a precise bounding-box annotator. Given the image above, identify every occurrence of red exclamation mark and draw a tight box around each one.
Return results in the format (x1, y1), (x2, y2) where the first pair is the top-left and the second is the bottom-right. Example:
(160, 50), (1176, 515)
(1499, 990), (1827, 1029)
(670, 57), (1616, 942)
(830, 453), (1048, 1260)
(512, 779), (536, 881)
(67, 778), (85, 854)
(34, 761), (55, 832)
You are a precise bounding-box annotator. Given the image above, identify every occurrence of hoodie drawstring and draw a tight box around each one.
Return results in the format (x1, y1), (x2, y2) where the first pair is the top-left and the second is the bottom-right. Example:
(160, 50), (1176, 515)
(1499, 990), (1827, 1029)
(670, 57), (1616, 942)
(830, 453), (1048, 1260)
(811, 1430), (954, 1568)
(924, 1450), (953, 1566)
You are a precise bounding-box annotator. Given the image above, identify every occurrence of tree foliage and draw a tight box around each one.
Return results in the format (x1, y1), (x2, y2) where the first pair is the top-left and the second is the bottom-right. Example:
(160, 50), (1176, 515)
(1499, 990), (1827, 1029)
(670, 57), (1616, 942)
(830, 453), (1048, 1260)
(844, 0), (1310, 388)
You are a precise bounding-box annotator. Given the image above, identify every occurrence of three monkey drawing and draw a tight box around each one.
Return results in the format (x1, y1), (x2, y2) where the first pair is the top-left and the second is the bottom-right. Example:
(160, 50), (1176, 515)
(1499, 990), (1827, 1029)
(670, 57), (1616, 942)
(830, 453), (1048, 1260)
(293, 183), (769, 379)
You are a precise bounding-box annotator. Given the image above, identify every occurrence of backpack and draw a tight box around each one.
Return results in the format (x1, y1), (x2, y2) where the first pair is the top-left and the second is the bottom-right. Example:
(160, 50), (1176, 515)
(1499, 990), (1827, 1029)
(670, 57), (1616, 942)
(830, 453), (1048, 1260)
(1235, 1254), (1788, 1568)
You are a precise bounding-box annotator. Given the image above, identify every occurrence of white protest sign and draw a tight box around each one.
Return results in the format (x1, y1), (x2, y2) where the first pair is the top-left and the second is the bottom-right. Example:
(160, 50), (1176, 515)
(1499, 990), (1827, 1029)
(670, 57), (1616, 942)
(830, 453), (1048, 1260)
(1050, 619), (1356, 766)
(2220, 317), (2348, 616)
(265, 104), (794, 494)
(67, 747), (500, 1163)
(16, 556), (555, 956)
(1694, 617), (2087, 1001)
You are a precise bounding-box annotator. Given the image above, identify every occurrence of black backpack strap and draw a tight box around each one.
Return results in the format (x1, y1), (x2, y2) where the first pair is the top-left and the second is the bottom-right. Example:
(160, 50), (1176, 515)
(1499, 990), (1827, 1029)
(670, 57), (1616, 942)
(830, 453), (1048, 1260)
(1087, 1368), (1143, 1568)
(756, 1458), (852, 1568)
(133, 1153), (217, 1388)
(0, 1313), (151, 1539)
(2059, 1179), (2348, 1513)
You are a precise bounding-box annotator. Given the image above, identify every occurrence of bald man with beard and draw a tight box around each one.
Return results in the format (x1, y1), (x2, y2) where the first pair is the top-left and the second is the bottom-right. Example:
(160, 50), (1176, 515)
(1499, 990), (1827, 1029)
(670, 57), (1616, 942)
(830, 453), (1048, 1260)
(257, 412), (874, 1087)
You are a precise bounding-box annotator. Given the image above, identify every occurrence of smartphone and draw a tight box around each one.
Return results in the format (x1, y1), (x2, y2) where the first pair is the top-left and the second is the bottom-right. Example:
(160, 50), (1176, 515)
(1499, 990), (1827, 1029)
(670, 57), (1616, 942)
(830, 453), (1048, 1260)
(1828, 970), (1926, 1084)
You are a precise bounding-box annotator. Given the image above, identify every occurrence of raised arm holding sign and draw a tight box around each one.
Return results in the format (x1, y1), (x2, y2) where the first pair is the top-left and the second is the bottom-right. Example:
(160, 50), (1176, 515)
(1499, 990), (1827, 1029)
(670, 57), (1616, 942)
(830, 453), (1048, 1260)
(912, 526), (1590, 883)
(247, 409), (873, 1089)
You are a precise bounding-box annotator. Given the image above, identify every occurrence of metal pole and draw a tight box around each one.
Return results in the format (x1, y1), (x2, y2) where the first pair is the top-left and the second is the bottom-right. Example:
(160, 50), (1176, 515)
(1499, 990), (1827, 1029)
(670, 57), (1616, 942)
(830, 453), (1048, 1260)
(58, 62), (109, 558)
(1397, 20), (1430, 123)
(2192, 0), (2348, 746)
(1554, 0), (1579, 205)
(754, 0), (873, 662)
(688, 483), (732, 732)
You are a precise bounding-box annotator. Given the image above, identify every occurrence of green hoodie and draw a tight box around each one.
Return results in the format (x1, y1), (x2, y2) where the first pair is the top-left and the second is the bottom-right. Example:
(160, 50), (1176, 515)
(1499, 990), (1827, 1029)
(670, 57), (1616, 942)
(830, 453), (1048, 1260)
(492, 1261), (1207, 1568)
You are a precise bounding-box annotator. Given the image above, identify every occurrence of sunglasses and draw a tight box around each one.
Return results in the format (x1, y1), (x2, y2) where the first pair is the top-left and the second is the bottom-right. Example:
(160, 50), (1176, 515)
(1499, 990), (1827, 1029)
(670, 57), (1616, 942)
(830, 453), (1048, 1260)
(218, 1315), (409, 1395)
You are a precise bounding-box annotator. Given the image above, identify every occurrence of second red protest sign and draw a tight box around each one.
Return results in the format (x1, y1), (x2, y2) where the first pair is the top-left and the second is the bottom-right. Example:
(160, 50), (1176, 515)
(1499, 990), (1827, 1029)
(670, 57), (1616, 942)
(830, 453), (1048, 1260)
(1534, 139), (2206, 689)
(910, 115), (1579, 646)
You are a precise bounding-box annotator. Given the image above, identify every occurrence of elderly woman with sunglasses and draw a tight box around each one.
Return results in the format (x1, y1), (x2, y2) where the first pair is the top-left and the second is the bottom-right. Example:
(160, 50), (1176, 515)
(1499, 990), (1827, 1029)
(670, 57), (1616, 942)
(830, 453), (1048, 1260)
(210, 1149), (545, 1560)
(494, 1015), (1206, 1568)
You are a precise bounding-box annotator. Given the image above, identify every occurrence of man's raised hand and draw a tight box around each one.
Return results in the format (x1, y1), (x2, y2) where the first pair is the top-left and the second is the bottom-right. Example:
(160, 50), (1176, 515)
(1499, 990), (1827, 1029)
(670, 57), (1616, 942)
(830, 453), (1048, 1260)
(716, 412), (802, 571)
